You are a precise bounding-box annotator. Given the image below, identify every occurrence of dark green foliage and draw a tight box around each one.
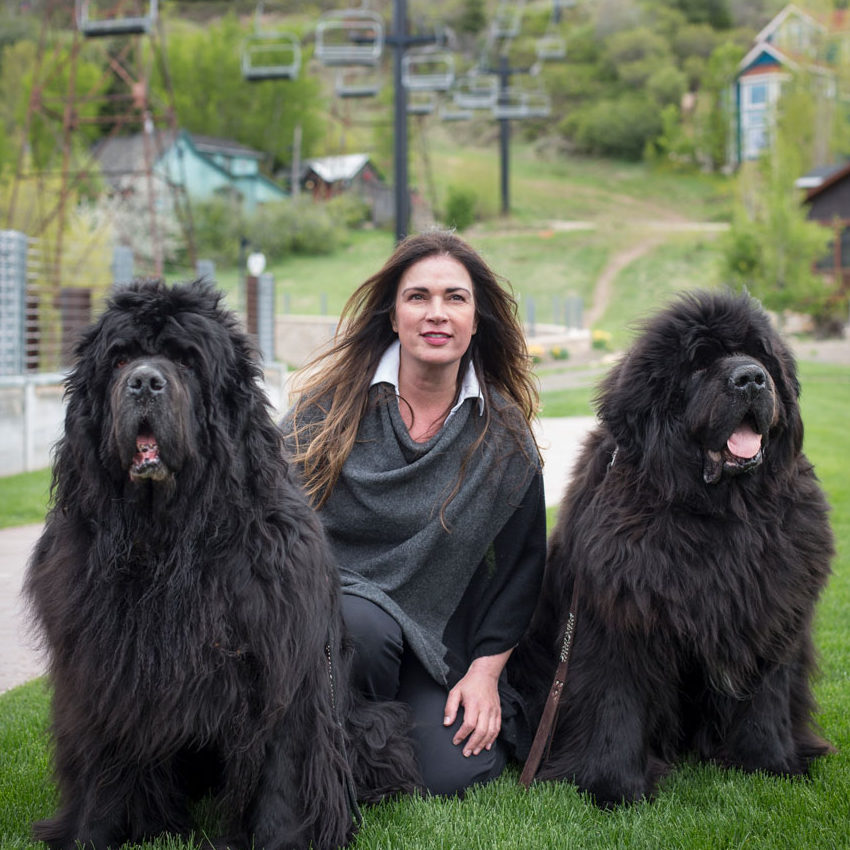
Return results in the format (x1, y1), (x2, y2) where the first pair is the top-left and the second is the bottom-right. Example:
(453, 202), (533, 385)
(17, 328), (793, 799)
(566, 94), (664, 161)
(443, 185), (478, 231)
(674, 0), (733, 29)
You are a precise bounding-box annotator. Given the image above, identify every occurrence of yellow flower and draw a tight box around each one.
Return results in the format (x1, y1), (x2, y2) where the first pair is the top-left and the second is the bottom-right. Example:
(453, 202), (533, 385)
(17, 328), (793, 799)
(528, 344), (545, 363)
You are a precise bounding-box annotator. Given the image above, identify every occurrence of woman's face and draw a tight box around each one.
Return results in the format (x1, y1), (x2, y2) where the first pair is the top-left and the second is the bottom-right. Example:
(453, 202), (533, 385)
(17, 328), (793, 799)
(391, 254), (478, 376)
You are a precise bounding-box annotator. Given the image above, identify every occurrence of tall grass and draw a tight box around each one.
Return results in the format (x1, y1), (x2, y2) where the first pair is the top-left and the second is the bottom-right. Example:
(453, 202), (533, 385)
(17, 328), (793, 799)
(1, 361), (848, 849)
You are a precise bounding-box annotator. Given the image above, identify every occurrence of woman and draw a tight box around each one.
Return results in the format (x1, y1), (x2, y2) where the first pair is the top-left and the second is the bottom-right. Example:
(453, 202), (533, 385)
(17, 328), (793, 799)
(284, 231), (545, 796)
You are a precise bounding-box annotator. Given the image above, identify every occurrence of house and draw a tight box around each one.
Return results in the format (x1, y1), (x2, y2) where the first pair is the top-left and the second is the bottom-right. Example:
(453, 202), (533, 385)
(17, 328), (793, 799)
(798, 160), (850, 287)
(301, 153), (392, 224)
(731, 4), (849, 164)
(93, 129), (287, 212)
(301, 153), (381, 199)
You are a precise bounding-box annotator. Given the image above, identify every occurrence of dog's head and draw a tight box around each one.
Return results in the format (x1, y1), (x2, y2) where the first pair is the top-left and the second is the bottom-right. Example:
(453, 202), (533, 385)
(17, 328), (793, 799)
(61, 279), (267, 495)
(596, 290), (803, 498)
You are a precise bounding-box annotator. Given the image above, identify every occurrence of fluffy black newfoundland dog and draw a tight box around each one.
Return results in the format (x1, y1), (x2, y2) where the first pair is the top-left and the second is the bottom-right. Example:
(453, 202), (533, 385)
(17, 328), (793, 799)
(25, 280), (419, 850)
(513, 290), (834, 806)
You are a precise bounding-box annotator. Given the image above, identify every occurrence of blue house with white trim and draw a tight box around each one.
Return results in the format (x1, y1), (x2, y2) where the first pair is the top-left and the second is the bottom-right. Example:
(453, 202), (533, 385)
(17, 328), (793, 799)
(93, 130), (287, 212)
(731, 4), (848, 165)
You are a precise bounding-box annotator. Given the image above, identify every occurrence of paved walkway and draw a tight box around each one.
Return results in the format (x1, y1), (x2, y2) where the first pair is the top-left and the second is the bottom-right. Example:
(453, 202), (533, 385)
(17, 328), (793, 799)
(0, 416), (597, 695)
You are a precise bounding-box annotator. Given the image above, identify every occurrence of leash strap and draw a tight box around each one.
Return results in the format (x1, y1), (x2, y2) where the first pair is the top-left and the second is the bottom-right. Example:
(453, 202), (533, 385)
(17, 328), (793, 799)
(519, 577), (580, 789)
(325, 635), (364, 828)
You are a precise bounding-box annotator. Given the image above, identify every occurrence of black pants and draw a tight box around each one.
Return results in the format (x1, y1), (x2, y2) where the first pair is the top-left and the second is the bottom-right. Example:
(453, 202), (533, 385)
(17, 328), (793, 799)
(342, 594), (506, 797)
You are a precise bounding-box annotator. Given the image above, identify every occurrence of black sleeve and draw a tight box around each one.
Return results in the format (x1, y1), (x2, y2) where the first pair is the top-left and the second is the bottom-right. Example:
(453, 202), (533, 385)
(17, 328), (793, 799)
(441, 470), (547, 676)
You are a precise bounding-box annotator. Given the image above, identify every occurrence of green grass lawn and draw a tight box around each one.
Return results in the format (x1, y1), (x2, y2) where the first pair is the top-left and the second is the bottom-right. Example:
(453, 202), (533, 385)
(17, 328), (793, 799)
(1, 361), (848, 849)
(0, 470), (51, 530)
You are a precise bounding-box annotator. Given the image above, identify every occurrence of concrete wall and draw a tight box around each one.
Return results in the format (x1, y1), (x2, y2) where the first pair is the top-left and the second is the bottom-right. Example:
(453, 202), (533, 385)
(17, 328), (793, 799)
(0, 374), (66, 476)
(274, 314), (339, 369)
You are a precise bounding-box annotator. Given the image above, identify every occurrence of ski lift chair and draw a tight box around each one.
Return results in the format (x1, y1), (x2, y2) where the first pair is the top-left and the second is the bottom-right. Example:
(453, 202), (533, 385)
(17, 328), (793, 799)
(315, 9), (384, 67)
(490, 0), (524, 39)
(76, 0), (158, 37)
(524, 90), (552, 118)
(492, 88), (530, 120)
(402, 51), (455, 92)
(451, 73), (498, 109)
(242, 32), (301, 81)
(439, 103), (473, 122)
(407, 90), (437, 115)
(335, 68), (381, 98)
(535, 35), (566, 61)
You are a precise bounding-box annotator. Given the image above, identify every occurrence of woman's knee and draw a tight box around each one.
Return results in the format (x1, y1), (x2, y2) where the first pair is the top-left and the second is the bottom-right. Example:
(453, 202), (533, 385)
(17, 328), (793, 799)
(415, 725), (507, 797)
(341, 595), (404, 700)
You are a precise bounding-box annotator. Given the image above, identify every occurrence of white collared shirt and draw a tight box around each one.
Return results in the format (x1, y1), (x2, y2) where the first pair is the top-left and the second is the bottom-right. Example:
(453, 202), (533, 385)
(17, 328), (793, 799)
(370, 339), (484, 423)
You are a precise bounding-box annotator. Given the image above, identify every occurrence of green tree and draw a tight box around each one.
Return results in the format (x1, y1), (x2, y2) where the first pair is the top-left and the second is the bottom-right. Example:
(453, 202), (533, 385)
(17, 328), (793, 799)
(155, 14), (325, 171)
(674, 0), (732, 29)
(721, 137), (834, 325)
(604, 27), (672, 89)
(694, 41), (742, 170)
(566, 93), (664, 160)
(455, 0), (486, 35)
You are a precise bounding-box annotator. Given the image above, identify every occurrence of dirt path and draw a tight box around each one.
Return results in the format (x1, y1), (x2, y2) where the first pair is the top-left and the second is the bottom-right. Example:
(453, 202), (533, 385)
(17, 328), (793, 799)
(584, 236), (661, 329)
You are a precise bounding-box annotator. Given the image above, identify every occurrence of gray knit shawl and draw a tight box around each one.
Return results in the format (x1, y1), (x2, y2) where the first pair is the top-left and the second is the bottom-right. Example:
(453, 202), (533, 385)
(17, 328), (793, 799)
(309, 384), (539, 684)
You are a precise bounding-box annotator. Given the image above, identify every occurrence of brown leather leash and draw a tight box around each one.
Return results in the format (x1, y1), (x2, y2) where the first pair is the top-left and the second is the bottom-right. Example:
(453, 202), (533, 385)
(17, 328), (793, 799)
(519, 577), (580, 788)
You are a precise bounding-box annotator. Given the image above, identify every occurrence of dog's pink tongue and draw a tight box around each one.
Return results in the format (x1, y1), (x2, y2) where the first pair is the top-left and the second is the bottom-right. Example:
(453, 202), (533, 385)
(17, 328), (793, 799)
(134, 431), (159, 464)
(727, 423), (761, 459)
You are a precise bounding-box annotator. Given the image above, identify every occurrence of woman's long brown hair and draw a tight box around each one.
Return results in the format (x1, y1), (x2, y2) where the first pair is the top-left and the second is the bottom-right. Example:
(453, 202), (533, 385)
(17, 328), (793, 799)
(288, 230), (541, 508)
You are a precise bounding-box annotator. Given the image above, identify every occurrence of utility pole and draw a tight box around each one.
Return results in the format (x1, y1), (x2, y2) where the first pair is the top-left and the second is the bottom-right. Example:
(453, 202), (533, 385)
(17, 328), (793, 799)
(498, 54), (511, 216)
(392, 0), (409, 243)
(388, 0), (436, 243)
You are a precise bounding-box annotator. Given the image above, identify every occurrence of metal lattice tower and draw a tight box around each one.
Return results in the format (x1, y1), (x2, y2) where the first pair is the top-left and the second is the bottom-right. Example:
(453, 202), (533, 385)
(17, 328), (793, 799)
(5, 0), (195, 292)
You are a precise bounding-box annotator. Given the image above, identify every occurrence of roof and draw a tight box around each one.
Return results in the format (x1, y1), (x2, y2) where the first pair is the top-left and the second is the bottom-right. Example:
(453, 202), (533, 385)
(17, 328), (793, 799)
(797, 161), (850, 199)
(739, 3), (844, 75)
(303, 154), (372, 183)
(190, 134), (264, 160)
(92, 129), (179, 176)
(754, 4), (824, 44)
(738, 45), (791, 75)
(92, 130), (266, 175)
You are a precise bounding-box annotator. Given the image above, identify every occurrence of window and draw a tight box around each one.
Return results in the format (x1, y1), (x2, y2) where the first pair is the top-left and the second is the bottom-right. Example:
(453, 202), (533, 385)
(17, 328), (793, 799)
(748, 83), (767, 107)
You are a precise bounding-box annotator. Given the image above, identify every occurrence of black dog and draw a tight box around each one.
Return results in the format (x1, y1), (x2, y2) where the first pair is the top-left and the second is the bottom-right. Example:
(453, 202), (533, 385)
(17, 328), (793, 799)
(25, 280), (419, 849)
(513, 290), (834, 806)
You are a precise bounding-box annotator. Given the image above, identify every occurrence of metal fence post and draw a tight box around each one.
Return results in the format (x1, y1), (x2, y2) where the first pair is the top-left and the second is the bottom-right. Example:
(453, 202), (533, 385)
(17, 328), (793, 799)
(0, 230), (28, 376)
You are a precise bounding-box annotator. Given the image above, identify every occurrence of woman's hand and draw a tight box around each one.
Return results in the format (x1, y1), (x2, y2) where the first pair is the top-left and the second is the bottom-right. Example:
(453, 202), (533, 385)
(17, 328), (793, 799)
(443, 649), (512, 757)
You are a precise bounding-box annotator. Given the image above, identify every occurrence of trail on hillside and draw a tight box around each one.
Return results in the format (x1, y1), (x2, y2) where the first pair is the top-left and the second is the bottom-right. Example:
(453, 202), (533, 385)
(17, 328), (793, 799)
(584, 236), (663, 329)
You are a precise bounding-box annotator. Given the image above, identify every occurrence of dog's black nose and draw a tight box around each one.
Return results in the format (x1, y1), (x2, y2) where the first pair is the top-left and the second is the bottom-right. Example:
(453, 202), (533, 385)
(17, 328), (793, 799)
(730, 363), (766, 399)
(127, 364), (167, 398)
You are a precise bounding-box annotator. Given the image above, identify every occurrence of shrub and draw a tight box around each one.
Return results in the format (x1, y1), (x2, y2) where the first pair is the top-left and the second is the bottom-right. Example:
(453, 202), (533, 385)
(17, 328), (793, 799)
(245, 198), (343, 261)
(325, 193), (370, 229)
(192, 196), (246, 265)
(528, 344), (545, 363)
(443, 186), (478, 231)
(566, 94), (664, 161)
(591, 329), (612, 350)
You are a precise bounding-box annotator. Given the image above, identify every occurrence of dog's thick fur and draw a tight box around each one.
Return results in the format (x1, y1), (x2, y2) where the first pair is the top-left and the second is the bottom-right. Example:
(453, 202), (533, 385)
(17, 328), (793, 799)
(25, 280), (419, 850)
(513, 290), (834, 806)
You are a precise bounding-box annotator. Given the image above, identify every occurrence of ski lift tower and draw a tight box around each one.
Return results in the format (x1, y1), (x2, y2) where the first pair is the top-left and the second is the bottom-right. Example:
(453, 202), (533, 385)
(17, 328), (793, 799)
(5, 0), (195, 294)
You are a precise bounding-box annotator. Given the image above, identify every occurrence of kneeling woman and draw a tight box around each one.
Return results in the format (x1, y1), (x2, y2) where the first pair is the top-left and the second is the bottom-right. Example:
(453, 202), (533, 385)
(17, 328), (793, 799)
(284, 231), (545, 796)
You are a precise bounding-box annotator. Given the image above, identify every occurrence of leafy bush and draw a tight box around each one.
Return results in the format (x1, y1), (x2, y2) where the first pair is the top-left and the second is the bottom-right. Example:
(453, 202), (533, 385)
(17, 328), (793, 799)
(325, 193), (370, 229)
(260, 199), (344, 259)
(566, 94), (664, 161)
(443, 186), (478, 231)
(192, 196), (246, 265)
(647, 65), (688, 107)
(288, 199), (343, 255)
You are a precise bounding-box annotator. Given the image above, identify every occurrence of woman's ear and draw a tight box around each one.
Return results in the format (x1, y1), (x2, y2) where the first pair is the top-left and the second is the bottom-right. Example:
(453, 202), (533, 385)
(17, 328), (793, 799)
(390, 308), (397, 333)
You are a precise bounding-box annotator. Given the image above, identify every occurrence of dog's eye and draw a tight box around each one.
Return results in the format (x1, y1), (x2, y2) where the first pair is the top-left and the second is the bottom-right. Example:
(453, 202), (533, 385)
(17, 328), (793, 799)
(113, 357), (128, 370)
